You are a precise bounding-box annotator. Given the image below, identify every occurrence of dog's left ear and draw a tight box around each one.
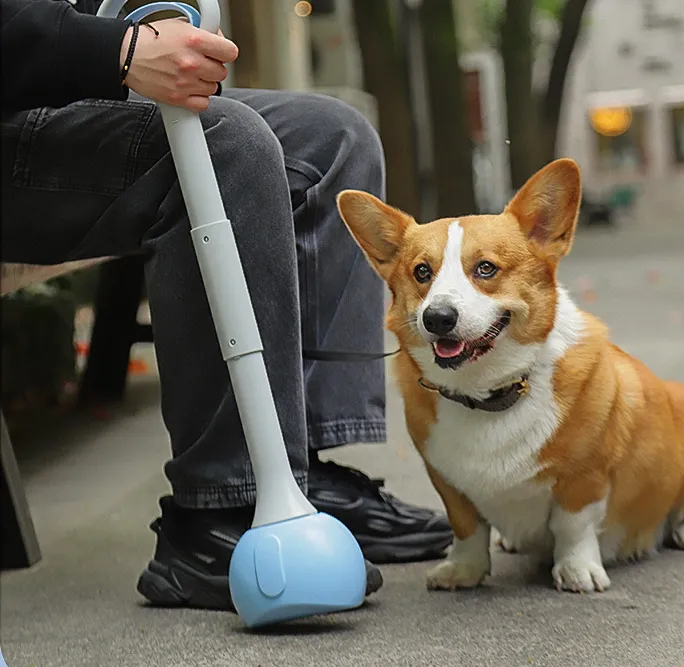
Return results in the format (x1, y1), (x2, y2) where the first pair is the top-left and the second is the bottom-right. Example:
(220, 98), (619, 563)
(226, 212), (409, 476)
(337, 190), (415, 281)
(505, 158), (582, 261)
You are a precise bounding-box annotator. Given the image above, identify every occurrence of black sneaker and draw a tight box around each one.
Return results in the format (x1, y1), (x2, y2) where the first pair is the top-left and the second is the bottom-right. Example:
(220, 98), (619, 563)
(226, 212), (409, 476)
(308, 458), (453, 563)
(137, 495), (383, 610)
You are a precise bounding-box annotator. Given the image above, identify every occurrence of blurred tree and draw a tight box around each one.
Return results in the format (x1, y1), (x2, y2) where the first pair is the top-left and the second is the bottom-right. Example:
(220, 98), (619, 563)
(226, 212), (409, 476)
(418, 0), (477, 216)
(227, 0), (260, 88)
(351, 0), (421, 217)
(540, 0), (589, 163)
(480, 0), (589, 188)
(499, 0), (539, 189)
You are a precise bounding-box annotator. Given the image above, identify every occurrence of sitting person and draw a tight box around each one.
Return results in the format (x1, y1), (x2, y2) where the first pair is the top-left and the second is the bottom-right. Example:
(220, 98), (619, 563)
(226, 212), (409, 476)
(1, 0), (452, 609)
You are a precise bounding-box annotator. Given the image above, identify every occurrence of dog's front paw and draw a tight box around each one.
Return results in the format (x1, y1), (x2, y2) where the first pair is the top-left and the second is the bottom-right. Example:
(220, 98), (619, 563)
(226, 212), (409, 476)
(672, 525), (684, 549)
(552, 558), (611, 593)
(426, 559), (488, 591)
(496, 535), (518, 554)
(670, 515), (684, 549)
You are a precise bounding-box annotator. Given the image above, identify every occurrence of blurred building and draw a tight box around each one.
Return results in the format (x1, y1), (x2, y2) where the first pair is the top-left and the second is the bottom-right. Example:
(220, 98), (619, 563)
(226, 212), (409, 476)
(559, 0), (684, 217)
(220, 0), (313, 91)
(221, 1), (379, 123)
(306, 0), (379, 128)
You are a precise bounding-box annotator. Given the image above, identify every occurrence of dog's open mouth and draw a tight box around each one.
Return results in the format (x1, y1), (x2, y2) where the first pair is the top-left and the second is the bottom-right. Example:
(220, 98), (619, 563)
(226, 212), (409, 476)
(433, 311), (511, 369)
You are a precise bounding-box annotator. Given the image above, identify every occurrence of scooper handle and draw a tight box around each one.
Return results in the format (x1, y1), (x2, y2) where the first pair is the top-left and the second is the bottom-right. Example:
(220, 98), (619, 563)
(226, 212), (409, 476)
(96, 0), (317, 527)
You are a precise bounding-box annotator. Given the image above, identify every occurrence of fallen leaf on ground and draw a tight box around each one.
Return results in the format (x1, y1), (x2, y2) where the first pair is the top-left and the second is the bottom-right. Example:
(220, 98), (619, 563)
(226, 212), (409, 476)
(91, 407), (112, 421)
(74, 341), (89, 356)
(668, 310), (683, 325)
(128, 358), (149, 374)
(646, 269), (661, 285)
(580, 289), (599, 304)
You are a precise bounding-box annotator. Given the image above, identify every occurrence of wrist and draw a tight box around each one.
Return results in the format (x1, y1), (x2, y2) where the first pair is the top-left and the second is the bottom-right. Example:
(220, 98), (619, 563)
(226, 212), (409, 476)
(120, 24), (133, 71)
(120, 22), (140, 85)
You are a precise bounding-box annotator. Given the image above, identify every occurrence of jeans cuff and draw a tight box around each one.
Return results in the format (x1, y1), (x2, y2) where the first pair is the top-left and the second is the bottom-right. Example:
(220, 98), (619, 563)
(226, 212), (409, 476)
(308, 418), (387, 451)
(171, 471), (309, 509)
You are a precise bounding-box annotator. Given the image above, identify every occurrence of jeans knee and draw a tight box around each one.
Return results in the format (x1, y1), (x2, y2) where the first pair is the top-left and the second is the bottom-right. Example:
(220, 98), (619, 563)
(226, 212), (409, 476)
(278, 92), (384, 182)
(201, 97), (285, 174)
(313, 94), (383, 169)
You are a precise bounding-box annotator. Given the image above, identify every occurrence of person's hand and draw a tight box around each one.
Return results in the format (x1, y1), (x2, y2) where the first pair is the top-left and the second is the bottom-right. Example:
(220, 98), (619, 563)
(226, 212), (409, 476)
(120, 18), (239, 112)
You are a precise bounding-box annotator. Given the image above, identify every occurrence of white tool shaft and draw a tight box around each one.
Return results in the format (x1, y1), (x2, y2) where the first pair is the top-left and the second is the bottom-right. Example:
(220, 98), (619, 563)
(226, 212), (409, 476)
(97, 0), (316, 527)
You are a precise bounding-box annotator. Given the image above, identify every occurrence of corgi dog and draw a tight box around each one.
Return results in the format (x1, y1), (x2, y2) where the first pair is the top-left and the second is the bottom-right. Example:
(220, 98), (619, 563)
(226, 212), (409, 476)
(337, 158), (684, 593)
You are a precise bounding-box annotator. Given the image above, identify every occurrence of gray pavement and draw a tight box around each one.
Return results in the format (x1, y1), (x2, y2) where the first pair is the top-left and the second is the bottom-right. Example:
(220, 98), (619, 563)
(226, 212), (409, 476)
(1, 220), (683, 667)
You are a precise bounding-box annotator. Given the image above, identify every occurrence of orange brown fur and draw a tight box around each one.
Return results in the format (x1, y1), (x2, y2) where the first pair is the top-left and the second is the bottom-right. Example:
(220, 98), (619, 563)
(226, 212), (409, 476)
(540, 313), (684, 556)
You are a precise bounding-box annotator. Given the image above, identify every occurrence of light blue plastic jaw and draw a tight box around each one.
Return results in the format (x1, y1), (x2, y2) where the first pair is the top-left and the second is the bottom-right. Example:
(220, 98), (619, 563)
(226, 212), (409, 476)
(229, 513), (366, 628)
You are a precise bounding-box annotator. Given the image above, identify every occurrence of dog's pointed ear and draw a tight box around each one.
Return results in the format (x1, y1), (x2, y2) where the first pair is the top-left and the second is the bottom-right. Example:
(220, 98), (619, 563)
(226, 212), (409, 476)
(505, 158), (582, 261)
(337, 190), (415, 280)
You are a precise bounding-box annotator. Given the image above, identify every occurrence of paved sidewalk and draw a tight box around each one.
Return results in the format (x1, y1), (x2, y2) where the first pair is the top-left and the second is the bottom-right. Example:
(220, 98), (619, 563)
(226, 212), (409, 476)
(1, 223), (683, 667)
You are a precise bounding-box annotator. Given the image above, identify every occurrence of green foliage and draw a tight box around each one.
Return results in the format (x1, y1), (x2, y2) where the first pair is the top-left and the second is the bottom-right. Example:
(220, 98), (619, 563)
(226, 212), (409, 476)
(475, 0), (567, 47)
(536, 0), (565, 20)
(46, 266), (101, 307)
(1, 280), (80, 409)
(476, 0), (503, 45)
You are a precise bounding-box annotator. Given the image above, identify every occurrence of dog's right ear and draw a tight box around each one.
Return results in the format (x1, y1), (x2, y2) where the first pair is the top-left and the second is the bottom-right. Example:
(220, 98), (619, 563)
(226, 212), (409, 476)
(504, 158), (582, 261)
(337, 190), (414, 280)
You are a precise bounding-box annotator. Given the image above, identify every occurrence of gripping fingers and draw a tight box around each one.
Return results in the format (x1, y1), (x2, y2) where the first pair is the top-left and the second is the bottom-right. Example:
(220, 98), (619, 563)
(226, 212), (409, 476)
(184, 95), (212, 112)
(193, 80), (220, 96)
(199, 59), (228, 83)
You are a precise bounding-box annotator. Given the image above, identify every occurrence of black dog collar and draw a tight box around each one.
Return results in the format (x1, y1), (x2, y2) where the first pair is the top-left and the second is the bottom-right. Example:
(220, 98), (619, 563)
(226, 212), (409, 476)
(418, 375), (530, 413)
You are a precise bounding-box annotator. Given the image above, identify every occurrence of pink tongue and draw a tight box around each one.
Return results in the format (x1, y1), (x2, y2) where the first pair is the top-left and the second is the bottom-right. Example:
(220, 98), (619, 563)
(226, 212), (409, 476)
(435, 340), (465, 359)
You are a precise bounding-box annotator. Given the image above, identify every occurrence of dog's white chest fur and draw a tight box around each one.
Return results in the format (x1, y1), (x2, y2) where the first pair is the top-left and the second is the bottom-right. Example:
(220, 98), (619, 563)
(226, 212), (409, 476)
(420, 288), (584, 551)
(425, 394), (556, 551)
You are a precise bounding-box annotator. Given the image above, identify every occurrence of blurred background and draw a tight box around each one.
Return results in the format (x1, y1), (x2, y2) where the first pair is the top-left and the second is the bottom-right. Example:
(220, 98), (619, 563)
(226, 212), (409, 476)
(218, 0), (684, 225)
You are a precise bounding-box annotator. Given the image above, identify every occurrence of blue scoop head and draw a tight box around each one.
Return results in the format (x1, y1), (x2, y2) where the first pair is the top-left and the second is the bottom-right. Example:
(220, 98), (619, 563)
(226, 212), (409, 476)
(229, 512), (367, 628)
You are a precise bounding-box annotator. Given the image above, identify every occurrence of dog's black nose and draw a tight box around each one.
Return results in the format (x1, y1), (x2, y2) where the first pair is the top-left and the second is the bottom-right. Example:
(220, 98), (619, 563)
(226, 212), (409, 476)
(423, 304), (458, 336)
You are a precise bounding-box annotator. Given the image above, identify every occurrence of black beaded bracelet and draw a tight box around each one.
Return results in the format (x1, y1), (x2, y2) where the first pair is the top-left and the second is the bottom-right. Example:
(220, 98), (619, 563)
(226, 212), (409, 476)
(120, 22), (140, 85)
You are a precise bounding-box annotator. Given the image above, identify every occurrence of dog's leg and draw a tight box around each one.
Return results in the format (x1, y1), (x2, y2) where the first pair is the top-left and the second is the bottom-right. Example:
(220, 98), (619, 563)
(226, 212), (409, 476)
(668, 506), (684, 549)
(549, 498), (611, 593)
(427, 523), (491, 590)
(424, 463), (491, 590)
(494, 529), (518, 553)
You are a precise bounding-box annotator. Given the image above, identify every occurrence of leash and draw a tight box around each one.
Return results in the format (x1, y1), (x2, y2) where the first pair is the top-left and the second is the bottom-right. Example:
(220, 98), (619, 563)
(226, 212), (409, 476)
(302, 348), (399, 362)
(305, 349), (531, 413)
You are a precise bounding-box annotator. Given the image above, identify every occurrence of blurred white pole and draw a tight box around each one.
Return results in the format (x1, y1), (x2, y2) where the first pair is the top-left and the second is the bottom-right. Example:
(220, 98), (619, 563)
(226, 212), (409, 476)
(218, 0), (234, 88)
(248, 0), (313, 91)
(398, 0), (436, 221)
(273, 0), (313, 90)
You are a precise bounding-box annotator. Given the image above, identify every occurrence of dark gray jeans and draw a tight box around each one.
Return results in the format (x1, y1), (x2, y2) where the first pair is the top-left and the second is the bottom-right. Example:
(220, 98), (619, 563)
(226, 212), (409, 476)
(1, 88), (386, 508)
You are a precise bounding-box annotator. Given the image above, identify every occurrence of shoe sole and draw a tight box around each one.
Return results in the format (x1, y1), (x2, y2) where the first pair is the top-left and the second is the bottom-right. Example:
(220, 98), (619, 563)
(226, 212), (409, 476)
(138, 559), (383, 610)
(137, 530), (383, 610)
(138, 558), (233, 610)
(357, 530), (454, 564)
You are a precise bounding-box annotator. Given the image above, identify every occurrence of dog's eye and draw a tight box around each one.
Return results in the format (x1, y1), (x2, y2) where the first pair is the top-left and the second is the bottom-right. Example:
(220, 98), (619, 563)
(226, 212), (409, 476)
(413, 262), (433, 284)
(475, 261), (499, 279)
